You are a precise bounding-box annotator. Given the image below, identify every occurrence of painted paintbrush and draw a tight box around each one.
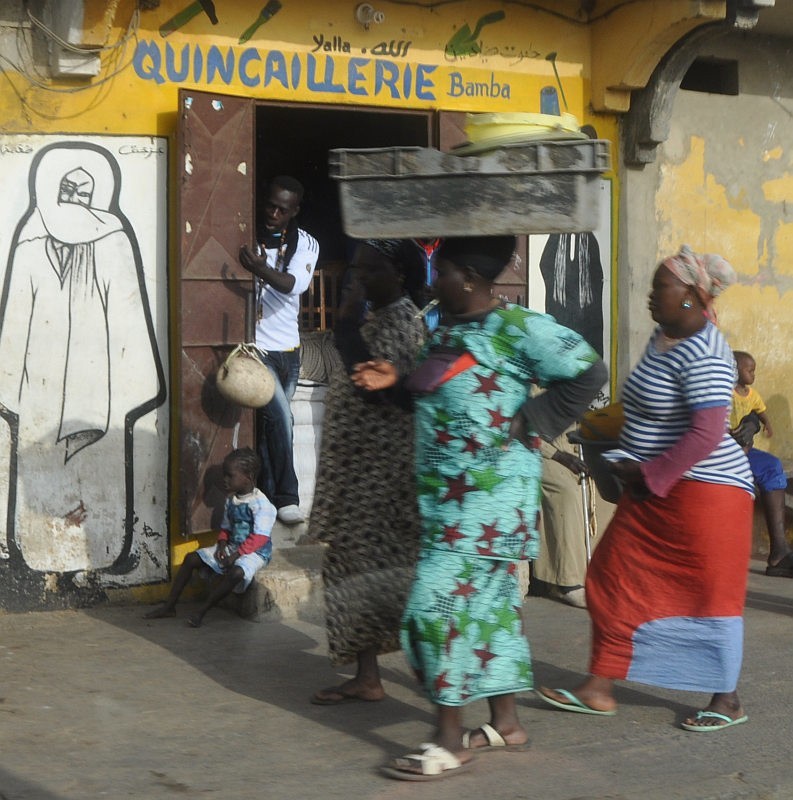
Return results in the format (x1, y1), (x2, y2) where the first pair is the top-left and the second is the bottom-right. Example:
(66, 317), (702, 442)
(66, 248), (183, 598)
(239, 1), (283, 44)
(545, 51), (569, 111)
(159, 0), (217, 37)
(445, 10), (505, 58)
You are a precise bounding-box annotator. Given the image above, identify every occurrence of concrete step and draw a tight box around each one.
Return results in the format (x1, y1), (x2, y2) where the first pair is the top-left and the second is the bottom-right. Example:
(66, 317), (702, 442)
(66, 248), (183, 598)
(257, 543), (327, 621)
(222, 524), (533, 623)
(221, 538), (326, 623)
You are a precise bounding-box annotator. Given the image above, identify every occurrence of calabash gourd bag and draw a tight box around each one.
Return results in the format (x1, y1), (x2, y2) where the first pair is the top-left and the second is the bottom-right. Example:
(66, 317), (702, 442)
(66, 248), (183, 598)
(216, 343), (275, 408)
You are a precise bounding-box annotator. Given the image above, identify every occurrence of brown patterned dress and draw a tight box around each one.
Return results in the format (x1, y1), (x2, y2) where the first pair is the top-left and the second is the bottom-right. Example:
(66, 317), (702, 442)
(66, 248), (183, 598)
(308, 296), (424, 666)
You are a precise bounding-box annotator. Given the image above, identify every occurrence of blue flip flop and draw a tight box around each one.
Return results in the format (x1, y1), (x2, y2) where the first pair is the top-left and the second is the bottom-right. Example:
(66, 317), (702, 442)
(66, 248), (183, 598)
(680, 710), (749, 732)
(536, 688), (617, 716)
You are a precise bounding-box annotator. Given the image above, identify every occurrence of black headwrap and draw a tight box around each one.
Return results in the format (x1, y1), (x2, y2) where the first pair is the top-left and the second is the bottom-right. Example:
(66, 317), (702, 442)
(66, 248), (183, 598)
(358, 239), (425, 308)
(437, 235), (517, 281)
(362, 238), (403, 260)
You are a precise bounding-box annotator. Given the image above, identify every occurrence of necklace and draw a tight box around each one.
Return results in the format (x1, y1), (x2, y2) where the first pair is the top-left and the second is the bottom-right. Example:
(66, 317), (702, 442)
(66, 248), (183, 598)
(256, 229), (289, 321)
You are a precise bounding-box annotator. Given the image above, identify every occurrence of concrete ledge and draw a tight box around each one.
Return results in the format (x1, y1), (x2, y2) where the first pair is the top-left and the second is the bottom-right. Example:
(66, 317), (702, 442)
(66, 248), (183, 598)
(221, 542), (326, 623)
(222, 541), (531, 623)
(257, 544), (327, 622)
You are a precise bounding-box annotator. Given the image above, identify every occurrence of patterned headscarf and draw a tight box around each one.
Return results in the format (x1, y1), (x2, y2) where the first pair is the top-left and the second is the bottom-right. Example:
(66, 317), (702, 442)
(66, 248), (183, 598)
(662, 244), (736, 323)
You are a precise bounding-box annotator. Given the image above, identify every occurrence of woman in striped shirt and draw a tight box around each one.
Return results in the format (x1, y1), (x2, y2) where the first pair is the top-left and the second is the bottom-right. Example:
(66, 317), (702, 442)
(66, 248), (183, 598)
(538, 245), (754, 733)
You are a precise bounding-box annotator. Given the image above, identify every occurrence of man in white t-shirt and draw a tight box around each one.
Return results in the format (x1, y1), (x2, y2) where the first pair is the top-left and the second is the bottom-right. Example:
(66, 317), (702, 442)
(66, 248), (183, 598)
(238, 176), (319, 524)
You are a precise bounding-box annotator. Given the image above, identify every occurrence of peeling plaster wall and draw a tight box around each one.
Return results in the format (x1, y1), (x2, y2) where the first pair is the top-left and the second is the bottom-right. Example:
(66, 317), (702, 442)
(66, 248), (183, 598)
(620, 33), (793, 465)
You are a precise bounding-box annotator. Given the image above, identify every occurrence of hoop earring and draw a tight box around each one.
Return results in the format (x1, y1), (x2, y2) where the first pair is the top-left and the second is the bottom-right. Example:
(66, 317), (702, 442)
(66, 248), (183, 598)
(681, 299), (693, 309)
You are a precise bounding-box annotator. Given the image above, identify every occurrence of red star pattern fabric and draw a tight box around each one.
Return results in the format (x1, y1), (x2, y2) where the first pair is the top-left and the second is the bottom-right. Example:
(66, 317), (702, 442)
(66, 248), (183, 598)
(474, 372), (501, 396)
(402, 302), (601, 705)
(441, 472), (476, 505)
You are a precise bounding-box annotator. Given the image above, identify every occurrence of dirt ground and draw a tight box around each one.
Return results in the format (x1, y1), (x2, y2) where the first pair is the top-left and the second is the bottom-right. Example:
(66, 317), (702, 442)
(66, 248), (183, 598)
(0, 558), (791, 800)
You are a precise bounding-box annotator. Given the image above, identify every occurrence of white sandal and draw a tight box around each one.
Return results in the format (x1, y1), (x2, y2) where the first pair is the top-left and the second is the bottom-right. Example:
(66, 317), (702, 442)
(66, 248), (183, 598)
(462, 722), (532, 752)
(381, 743), (473, 781)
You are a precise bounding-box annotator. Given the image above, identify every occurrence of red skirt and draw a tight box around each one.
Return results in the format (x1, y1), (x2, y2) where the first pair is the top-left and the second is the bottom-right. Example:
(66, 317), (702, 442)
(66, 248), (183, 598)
(587, 480), (752, 692)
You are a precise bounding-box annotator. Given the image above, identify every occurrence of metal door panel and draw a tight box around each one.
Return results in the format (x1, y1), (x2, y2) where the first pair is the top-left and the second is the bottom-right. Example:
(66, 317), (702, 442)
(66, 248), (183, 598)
(177, 89), (254, 535)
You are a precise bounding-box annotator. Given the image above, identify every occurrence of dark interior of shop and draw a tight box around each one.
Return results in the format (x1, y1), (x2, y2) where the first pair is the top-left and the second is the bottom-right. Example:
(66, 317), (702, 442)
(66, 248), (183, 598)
(255, 104), (431, 261)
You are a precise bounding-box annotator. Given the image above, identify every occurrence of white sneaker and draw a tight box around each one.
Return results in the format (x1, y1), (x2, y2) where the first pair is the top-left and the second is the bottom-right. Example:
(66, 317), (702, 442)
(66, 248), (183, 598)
(277, 504), (305, 525)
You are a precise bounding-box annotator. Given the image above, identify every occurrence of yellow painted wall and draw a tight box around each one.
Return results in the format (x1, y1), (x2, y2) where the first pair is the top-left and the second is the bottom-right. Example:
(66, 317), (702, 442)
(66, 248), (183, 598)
(0, 0), (625, 604)
(9, 1), (776, 604)
(2, 0), (595, 132)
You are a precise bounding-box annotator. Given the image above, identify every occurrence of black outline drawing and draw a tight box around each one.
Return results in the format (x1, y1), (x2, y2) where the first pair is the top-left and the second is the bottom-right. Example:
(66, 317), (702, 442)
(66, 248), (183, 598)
(0, 141), (166, 577)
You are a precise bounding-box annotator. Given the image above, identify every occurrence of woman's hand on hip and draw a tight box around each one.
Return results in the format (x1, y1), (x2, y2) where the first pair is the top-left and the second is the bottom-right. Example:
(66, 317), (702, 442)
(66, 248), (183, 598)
(351, 359), (398, 391)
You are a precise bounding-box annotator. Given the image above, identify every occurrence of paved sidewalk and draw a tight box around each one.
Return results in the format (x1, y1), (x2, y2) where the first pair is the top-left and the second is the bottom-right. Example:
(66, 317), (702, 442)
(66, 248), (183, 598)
(0, 559), (791, 800)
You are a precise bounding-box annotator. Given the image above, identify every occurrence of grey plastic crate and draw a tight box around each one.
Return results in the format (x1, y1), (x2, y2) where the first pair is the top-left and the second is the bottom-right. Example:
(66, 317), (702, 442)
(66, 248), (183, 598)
(328, 140), (611, 238)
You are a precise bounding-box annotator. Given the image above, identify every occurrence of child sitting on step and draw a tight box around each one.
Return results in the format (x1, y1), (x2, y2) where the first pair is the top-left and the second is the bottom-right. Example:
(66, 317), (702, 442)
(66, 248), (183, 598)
(144, 447), (275, 626)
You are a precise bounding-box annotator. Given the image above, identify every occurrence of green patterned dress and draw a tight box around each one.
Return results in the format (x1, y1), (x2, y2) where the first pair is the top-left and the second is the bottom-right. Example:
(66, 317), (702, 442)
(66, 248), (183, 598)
(401, 304), (599, 706)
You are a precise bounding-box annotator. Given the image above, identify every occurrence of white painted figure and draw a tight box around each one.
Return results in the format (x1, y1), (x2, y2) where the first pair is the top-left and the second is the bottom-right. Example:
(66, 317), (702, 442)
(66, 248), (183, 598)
(0, 143), (165, 573)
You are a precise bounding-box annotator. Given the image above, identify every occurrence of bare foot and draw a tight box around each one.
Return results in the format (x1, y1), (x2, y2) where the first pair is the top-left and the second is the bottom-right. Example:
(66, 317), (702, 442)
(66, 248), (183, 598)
(682, 708), (748, 730)
(381, 744), (474, 780)
(538, 682), (618, 714)
(683, 692), (746, 729)
(143, 605), (176, 620)
(434, 736), (474, 765)
(311, 679), (385, 705)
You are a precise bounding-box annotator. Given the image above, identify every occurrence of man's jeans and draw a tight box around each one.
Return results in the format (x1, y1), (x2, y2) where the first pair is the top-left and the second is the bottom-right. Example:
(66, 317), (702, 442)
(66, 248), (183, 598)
(255, 348), (300, 509)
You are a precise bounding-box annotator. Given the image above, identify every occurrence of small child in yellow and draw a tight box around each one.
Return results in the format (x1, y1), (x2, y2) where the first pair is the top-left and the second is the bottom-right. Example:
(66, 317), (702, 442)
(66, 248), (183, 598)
(730, 351), (792, 578)
(731, 351), (773, 439)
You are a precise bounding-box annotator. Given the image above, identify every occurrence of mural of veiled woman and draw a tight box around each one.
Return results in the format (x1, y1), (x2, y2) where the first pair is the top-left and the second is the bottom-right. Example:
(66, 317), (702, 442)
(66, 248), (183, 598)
(0, 142), (166, 574)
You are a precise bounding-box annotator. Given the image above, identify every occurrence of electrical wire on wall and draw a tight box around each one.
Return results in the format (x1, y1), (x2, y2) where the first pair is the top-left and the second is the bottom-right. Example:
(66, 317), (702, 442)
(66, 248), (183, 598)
(26, 0), (139, 58)
(0, 2), (142, 121)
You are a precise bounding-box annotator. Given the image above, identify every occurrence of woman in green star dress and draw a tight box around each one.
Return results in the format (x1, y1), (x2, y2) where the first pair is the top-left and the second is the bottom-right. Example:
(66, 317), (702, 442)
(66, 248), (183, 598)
(352, 235), (606, 781)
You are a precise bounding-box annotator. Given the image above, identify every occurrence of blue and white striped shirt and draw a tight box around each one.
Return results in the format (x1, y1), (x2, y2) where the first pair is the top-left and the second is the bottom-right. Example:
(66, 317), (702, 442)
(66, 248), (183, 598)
(606, 322), (753, 494)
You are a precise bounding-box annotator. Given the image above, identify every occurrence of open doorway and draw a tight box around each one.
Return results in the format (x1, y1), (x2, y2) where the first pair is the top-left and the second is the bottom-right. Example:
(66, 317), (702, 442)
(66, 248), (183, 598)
(176, 92), (526, 535)
(254, 103), (434, 332)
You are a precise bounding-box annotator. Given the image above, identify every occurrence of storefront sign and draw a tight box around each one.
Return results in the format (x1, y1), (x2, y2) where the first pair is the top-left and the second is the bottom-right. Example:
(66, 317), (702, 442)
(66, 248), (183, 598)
(133, 40), (516, 106)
